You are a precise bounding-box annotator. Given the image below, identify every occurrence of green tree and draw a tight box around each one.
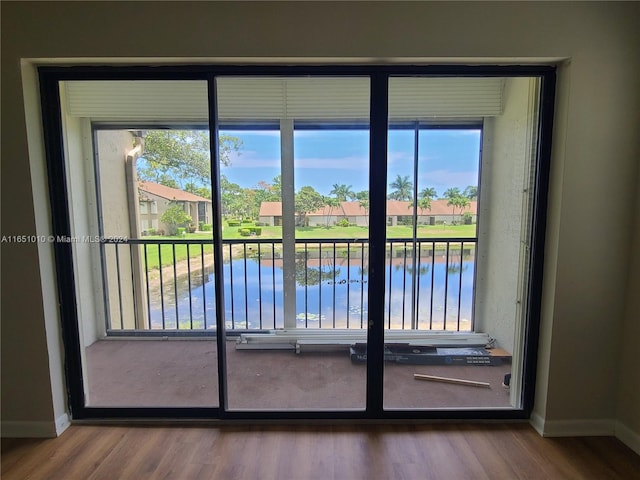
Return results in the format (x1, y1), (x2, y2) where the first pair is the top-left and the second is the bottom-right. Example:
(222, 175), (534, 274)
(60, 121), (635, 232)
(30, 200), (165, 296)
(271, 175), (282, 200)
(323, 196), (341, 227)
(295, 186), (325, 226)
(410, 187), (437, 213)
(443, 187), (461, 217)
(154, 174), (179, 189)
(241, 188), (258, 220)
(252, 180), (281, 221)
(464, 185), (478, 200)
(184, 182), (211, 199)
(356, 190), (369, 226)
(138, 130), (241, 187)
(388, 174), (413, 201)
(293, 253), (340, 287)
(329, 184), (355, 202)
(443, 187), (470, 223)
(329, 184), (355, 219)
(255, 180), (280, 202)
(160, 202), (192, 235)
(220, 174), (244, 218)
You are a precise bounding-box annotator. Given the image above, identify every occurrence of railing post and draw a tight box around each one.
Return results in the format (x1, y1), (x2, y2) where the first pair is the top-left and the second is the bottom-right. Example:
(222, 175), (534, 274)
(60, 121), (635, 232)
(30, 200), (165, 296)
(281, 119), (297, 329)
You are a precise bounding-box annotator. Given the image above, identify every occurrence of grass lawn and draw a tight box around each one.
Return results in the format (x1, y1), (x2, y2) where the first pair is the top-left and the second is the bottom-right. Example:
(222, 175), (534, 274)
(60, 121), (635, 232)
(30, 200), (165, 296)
(221, 224), (476, 239)
(140, 224), (476, 269)
(141, 234), (213, 270)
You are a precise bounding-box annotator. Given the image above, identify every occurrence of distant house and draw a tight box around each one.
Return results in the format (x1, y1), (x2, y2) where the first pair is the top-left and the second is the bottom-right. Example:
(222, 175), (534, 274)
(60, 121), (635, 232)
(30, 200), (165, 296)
(258, 199), (477, 227)
(386, 199), (477, 226)
(258, 202), (285, 227)
(137, 181), (212, 234)
(259, 201), (369, 227)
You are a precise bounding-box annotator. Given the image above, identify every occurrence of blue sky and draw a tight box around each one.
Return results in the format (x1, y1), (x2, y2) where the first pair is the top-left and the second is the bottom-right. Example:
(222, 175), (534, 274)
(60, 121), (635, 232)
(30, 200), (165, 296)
(220, 128), (481, 198)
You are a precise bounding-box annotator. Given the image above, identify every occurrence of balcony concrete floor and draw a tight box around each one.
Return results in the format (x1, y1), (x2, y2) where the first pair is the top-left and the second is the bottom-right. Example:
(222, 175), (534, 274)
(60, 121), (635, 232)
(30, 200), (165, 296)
(86, 340), (512, 410)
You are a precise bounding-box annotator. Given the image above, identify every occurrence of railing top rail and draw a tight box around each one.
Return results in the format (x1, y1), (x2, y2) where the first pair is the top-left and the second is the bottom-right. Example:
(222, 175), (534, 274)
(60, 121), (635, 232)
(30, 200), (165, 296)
(102, 236), (477, 245)
(387, 237), (477, 243)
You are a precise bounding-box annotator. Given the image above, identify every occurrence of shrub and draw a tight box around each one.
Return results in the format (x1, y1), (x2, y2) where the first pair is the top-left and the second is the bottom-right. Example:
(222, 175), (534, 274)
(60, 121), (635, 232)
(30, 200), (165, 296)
(160, 203), (192, 235)
(462, 212), (473, 225)
(198, 221), (205, 230)
(336, 218), (350, 227)
(228, 219), (241, 227)
(239, 228), (251, 236)
(249, 227), (262, 236)
(187, 225), (196, 233)
(241, 219), (253, 224)
(176, 227), (186, 236)
(202, 223), (212, 231)
(146, 228), (156, 235)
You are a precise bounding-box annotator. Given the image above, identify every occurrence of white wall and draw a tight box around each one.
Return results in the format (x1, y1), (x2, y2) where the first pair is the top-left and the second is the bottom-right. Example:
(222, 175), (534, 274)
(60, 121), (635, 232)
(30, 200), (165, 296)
(1, 1), (639, 447)
(96, 130), (137, 330)
(60, 107), (104, 348)
(475, 77), (538, 356)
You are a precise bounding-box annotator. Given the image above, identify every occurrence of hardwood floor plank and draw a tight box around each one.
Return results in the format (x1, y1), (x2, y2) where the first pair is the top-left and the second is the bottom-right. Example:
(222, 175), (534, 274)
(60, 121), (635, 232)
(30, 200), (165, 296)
(2, 424), (640, 480)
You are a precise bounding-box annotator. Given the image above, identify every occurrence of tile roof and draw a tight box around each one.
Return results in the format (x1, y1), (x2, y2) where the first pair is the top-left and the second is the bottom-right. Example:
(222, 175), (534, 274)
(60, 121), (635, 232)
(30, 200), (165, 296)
(138, 181), (211, 203)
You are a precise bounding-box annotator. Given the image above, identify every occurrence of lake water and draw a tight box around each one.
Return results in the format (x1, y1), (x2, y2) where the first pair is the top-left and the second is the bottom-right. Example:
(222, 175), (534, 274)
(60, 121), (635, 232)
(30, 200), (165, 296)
(149, 252), (475, 331)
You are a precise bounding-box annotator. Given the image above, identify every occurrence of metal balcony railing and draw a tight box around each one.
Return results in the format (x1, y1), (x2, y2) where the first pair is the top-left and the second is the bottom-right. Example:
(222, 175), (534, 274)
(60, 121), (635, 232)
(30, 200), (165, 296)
(101, 237), (476, 335)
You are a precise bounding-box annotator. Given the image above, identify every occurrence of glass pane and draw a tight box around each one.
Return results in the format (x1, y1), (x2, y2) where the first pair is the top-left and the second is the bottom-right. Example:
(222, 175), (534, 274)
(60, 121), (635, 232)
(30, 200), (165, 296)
(384, 76), (541, 409)
(60, 80), (218, 407)
(218, 77), (369, 410)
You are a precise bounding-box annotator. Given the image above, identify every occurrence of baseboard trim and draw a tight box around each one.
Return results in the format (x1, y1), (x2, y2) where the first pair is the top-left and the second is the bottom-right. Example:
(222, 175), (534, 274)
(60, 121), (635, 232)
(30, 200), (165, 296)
(614, 421), (640, 456)
(529, 415), (640, 454)
(55, 413), (70, 436)
(1, 413), (70, 438)
(529, 412), (545, 436)
(529, 415), (615, 437)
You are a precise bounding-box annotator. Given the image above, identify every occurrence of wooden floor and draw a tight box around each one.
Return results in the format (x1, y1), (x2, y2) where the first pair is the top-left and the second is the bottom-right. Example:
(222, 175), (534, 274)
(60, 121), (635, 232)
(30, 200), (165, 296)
(2, 424), (639, 479)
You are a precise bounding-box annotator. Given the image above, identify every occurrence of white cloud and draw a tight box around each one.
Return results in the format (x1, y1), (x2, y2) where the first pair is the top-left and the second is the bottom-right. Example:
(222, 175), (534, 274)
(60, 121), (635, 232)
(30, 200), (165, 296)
(388, 150), (413, 165)
(295, 155), (368, 170)
(225, 151), (370, 171)
(418, 169), (478, 189)
(226, 150), (279, 168)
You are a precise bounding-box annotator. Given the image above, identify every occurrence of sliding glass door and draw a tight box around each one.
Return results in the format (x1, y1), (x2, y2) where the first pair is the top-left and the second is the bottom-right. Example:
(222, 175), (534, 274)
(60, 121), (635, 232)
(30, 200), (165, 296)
(57, 80), (220, 409)
(216, 77), (370, 411)
(41, 65), (553, 419)
(383, 76), (543, 410)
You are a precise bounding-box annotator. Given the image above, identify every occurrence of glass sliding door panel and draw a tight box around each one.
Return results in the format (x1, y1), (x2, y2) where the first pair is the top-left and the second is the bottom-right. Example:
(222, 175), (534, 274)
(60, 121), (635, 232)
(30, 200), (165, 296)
(218, 77), (370, 410)
(384, 76), (541, 410)
(60, 80), (219, 407)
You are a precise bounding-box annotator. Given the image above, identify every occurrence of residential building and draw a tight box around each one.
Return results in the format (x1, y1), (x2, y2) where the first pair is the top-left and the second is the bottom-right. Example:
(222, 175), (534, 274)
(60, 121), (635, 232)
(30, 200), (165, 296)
(138, 181), (212, 234)
(258, 199), (477, 227)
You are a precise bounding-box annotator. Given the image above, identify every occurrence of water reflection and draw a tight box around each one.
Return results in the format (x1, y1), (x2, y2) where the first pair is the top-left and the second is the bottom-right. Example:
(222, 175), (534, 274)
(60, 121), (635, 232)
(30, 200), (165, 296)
(147, 245), (475, 332)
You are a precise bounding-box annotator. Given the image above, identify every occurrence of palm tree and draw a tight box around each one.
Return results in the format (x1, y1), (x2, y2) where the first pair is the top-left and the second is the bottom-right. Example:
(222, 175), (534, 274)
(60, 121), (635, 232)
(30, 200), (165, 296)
(389, 175), (413, 201)
(444, 187), (470, 223)
(329, 184), (355, 202)
(420, 187), (438, 202)
(409, 187), (437, 216)
(356, 191), (369, 226)
(330, 184), (355, 220)
(323, 196), (340, 228)
(443, 187), (462, 218)
(464, 185), (478, 200)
